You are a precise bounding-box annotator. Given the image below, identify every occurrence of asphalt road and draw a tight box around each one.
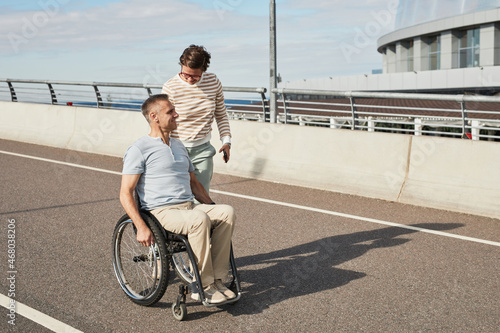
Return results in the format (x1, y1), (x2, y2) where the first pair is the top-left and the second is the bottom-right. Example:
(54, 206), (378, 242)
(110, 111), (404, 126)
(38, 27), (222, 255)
(0, 138), (499, 332)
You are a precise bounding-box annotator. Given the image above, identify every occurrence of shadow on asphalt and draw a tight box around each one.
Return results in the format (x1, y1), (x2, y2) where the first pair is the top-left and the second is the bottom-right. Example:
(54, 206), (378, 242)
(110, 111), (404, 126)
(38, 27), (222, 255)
(0, 198), (119, 215)
(223, 222), (464, 316)
(144, 222), (464, 320)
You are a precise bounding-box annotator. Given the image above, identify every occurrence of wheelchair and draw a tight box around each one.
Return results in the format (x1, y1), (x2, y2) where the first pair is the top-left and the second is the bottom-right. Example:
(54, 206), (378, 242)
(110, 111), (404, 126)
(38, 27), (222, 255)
(112, 209), (241, 321)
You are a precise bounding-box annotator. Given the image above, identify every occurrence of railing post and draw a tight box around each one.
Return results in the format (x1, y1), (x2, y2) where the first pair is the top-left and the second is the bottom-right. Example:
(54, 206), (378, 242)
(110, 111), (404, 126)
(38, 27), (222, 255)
(367, 116), (375, 132)
(47, 83), (57, 104)
(260, 92), (268, 122)
(414, 118), (423, 136)
(146, 88), (153, 97)
(93, 85), (104, 108)
(349, 96), (357, 130)
(471, 120), (480, 140)
(7, 81), (17, 102)
(460, 101), (469, 138)
(330, 118), (341, 129)
(269, 0), (278, 123)
(282, 93), (288, 124)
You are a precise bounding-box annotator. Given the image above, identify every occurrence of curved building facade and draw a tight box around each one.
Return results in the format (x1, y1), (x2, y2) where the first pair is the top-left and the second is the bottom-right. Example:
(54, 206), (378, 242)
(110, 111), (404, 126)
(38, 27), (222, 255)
(379, 3), (500, 75)
(394, 0), (500, 30)
(281, 1), (500, 94)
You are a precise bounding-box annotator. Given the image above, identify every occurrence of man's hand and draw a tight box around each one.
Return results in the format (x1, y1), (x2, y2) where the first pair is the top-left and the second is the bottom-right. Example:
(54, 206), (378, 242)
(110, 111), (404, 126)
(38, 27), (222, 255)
(136, 225), (154, 247)
(120, 174), (154, 247)
(190, 172), (214, 204)
(219, 144), (230, 163)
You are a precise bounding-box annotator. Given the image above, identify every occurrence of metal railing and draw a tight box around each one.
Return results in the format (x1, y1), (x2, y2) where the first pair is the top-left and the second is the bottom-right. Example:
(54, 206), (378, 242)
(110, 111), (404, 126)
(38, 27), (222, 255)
(1, 79), (500, 141)
(0, 79), (268, 120)
(274, 88), (500, 141)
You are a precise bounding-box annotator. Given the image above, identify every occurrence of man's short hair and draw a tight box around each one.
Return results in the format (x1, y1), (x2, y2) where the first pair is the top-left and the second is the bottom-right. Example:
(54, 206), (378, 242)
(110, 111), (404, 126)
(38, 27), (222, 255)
(141, 94), (171, 122)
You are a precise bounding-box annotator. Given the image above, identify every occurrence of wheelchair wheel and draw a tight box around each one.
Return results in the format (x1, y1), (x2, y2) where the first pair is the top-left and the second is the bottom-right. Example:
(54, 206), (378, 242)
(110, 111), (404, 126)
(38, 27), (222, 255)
(172, 302), (187, 321)
(112, 212), (169, 306)
(172, 242), (239, 295)
(172, 250), (194, 285)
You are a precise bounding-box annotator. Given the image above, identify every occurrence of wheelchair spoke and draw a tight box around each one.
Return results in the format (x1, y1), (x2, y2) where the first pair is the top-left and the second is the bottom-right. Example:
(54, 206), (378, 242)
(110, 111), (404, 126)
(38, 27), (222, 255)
(112, 214), (169, 306)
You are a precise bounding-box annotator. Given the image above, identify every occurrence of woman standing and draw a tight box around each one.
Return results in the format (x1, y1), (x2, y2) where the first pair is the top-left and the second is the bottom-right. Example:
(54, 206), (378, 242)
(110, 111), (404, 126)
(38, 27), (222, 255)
(161, 45), (231, 193)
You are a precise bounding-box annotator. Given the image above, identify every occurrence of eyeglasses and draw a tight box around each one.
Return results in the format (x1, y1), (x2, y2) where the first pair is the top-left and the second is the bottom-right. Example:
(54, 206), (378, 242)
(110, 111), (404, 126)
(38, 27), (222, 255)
(180, 72), (202, 80)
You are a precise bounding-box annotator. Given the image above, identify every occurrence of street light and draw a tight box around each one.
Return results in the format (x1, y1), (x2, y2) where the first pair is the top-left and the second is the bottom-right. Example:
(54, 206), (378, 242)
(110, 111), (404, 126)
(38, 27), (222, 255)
(269, 0), (277, 123)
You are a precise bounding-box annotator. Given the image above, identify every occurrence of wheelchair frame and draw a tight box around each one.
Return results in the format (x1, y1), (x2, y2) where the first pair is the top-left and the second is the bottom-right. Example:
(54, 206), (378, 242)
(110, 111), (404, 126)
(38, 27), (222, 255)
(112, 210), (241, 321)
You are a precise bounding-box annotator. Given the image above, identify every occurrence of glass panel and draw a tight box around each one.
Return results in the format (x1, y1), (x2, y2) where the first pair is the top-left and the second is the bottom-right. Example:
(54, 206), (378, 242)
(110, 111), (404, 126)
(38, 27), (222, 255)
(473, 28), (480, 47)
(429, 36), (437, 52)
(467, 49), (473, 67)
(460, 31), (469, 47)
(458, 28), (480, 68)
(407, 40), (414, 72)
(395, 0), (500, 30)
(408, 58), (414, 72)
(428, 35), (441, 70)
(429, 54), (440, 70)
(459, 49), (467, 68)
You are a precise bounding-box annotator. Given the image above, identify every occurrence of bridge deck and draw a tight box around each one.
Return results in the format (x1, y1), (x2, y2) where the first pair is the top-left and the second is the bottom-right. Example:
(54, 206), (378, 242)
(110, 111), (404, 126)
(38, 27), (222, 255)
(0, 139), (498, 332)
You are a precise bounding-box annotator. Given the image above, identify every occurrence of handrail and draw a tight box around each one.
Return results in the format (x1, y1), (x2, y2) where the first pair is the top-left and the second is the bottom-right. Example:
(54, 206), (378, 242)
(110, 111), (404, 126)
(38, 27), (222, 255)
(1, 79), (499, 141)
(273, 88), (500, 103)
(272, 87), (500, 141)
(1, 78), (267, 92)
(0, 79), (268, 119)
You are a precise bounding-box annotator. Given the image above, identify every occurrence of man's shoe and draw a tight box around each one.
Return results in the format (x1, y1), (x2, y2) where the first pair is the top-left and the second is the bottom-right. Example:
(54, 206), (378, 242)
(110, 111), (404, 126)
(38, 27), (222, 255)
(190, 283), (227, 304)
(215, 279), (236, 300)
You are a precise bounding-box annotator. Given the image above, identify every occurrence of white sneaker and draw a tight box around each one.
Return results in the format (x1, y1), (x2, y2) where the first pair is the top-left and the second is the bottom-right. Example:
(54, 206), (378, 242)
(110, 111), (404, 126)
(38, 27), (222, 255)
(191, 283), (227, 304)
(215, 279), (236, 300)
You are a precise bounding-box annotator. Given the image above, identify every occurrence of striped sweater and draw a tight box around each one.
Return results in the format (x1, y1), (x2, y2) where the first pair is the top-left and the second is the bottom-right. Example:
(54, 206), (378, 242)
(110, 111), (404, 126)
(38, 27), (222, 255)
(161, 72), (231, 147)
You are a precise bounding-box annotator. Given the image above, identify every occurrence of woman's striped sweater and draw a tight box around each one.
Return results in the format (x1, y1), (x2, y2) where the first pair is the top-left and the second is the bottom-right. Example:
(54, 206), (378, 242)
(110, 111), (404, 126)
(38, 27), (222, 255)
(161, 72), (231, 147)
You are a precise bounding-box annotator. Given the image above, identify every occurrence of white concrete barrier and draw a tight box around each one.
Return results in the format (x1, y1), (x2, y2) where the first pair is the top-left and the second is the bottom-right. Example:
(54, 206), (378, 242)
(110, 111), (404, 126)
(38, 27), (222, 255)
(400, 136), (500, 217)
(0, 101), (148, 157)
(65, 106), (148, 156)
(1, 101), (499, 219)
(0, 102), (77, 148)
(210, 121), (410, 203)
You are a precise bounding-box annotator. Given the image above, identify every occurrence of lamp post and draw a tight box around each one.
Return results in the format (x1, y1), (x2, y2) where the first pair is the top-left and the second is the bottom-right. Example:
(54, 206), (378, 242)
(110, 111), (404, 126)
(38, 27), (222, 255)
(269, 0), (278, 123)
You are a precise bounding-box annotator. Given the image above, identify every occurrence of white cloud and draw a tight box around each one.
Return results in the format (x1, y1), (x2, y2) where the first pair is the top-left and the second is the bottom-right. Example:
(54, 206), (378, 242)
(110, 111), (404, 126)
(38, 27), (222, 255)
(0, 0), (263, 54)
(0, 0), (397, 87)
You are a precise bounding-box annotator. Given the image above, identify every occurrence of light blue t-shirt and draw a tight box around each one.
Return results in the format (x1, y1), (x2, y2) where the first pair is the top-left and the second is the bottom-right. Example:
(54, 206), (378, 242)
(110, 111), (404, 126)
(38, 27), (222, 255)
(122, 135), (195, 210)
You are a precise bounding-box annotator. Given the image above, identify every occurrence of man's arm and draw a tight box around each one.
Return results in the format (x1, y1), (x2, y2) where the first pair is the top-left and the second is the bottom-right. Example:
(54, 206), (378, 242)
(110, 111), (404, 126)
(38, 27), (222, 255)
(190, 172), (215, 204)
(119, 174), (154, 246)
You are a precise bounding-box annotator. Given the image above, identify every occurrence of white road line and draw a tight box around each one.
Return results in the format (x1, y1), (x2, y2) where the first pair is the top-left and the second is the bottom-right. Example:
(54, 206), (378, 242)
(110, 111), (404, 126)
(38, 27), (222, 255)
(0, 148), (499, 329)
(211, 190), (500, 247)
(0, 150), (121, 175)
(2, 149), (499, 248)
(0, 294), (83, 332)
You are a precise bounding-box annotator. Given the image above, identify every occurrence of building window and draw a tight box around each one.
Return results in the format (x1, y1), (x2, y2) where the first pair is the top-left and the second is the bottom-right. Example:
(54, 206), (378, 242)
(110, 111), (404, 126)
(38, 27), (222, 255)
(406, 40), (414, 71)
(459, 28), (480, 68)
(428, 35), (441, 70)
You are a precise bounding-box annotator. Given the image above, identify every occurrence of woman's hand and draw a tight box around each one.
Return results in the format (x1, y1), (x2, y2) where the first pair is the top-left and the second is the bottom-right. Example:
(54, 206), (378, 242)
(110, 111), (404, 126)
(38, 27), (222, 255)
(219, 144), (231, 163)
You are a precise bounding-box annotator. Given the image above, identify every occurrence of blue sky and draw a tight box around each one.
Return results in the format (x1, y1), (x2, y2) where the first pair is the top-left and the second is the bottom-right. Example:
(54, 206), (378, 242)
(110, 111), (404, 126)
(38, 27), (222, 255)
(1, 0), (400, 88)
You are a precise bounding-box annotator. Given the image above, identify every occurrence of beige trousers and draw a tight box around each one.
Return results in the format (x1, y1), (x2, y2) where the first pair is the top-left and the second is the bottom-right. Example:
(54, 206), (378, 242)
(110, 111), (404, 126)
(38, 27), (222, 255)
(151, 202), (235, 287)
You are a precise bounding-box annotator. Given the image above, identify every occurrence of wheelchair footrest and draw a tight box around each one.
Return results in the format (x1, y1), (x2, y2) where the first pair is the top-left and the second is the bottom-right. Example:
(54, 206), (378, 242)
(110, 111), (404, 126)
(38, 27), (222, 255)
(201, 293), (241, 307)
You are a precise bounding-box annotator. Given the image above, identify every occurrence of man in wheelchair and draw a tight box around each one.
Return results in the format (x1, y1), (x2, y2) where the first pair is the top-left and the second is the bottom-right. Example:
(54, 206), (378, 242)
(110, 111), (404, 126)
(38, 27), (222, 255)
(119, 94), (236, 304)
